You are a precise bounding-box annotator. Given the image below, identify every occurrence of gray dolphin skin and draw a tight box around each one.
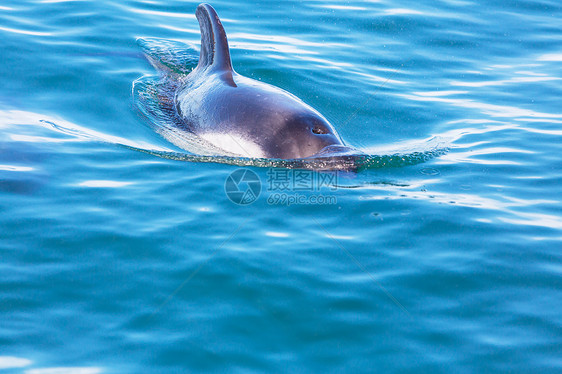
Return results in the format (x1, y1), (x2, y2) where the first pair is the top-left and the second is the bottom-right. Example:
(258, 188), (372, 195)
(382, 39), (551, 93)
(166, 3), (354, 159)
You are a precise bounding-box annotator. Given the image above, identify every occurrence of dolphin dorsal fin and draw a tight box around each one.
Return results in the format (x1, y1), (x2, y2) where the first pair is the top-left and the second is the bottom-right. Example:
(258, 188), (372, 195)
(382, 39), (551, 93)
(195, 4), (234, 77)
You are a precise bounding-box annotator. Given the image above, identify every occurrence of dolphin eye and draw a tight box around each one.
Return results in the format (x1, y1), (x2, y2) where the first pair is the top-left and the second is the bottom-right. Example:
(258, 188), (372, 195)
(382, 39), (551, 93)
(312, 125), (328, 135)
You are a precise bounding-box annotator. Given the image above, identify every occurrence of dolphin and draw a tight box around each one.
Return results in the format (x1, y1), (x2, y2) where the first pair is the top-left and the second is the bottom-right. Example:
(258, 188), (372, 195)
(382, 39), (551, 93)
(138, 3), (358, 160)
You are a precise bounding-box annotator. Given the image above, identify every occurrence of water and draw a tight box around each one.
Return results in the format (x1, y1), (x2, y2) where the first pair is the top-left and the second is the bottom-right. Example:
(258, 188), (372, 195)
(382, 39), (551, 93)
(1, 0), (561, 372)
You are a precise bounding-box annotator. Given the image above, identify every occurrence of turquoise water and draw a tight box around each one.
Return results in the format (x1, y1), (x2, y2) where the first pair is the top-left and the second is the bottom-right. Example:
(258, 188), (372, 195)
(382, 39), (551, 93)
(1, 0), (561, 372)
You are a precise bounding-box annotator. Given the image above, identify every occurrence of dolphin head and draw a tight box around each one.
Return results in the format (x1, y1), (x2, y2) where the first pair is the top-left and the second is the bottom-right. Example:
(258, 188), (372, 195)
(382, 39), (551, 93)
(263, 112), (348, 159)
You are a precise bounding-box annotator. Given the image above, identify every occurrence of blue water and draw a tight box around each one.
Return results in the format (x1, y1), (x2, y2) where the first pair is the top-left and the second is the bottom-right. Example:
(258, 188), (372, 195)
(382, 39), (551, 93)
(1, 0), (561, 372)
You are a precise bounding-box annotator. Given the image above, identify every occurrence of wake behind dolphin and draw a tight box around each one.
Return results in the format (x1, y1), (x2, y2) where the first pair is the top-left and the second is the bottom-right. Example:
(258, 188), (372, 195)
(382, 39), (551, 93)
(133, 3), (448, 170)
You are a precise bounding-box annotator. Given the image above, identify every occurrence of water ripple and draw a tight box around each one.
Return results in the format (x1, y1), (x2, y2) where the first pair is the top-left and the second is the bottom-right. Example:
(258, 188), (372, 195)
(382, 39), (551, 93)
(0, 108), (448, 171)
(0, 356), (32, 369)
(0, 26), (52, 36)
(2, 0), (562, 371)
(400, 93), (562, 120)
(360, 184), (561, 230)
(537, 53), (562, 61)
(0, 356), (102, 374)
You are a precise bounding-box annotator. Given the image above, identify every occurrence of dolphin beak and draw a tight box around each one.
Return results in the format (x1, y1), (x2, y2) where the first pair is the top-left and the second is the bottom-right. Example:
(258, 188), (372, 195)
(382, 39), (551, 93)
(308, 144), (364, 158)
(302, 144), (366, 171)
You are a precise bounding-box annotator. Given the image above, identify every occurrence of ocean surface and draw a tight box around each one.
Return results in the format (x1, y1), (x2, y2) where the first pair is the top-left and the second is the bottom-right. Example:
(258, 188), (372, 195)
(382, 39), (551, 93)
(1, 0), (561, 372)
